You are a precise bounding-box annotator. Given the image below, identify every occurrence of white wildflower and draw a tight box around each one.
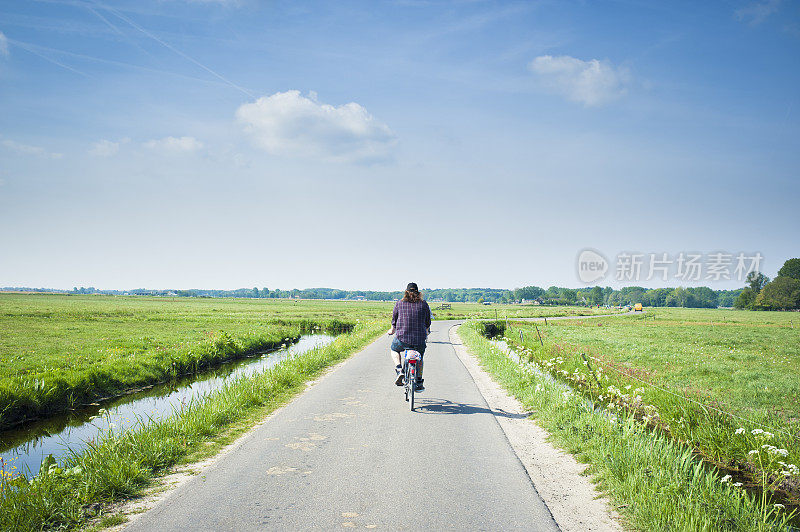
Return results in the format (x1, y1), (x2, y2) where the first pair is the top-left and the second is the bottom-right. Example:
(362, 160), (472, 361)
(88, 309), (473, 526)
(751, 429), (764, 435)
(735, 428), (745, 435)
(720, 474), (732, 483)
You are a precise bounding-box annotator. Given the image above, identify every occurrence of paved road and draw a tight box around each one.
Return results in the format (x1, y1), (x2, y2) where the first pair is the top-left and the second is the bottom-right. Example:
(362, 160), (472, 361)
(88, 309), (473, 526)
(126, 320), (559, 531)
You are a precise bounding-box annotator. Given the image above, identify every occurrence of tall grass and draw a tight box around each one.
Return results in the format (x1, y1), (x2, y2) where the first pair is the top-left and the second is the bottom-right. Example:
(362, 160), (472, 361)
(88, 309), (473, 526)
(459, 322), (796, 531)
(0, 321), (385, 531)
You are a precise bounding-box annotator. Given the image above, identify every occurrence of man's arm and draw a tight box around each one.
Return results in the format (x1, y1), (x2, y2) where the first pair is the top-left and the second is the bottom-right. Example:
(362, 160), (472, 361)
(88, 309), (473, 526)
(389, 301), (398, 335)
(425, 301), (431, 329)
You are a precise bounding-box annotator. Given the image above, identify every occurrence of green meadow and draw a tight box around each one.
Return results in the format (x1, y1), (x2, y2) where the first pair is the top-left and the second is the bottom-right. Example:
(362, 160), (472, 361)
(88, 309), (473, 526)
(512, 308), (800, 423)
(0, 294), (389, 428)
(496, 307), (799, 521)
(0, 293), (608, 428)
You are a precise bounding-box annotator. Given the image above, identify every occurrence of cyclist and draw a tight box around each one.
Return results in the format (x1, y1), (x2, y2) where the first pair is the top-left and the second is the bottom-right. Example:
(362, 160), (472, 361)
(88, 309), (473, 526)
(388, 282), (431, 391)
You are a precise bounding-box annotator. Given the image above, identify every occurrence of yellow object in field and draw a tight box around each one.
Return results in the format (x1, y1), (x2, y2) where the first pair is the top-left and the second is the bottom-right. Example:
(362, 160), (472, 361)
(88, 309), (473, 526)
(634, 303), (643, 312)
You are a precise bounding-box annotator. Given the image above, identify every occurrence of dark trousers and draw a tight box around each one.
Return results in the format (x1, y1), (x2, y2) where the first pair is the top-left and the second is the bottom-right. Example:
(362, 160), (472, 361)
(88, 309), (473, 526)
(391, 337), (425, 381)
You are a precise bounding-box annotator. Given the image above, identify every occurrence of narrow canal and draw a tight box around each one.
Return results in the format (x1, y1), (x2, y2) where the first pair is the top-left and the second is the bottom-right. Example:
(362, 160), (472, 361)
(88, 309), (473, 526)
(0, 334), (336, 477)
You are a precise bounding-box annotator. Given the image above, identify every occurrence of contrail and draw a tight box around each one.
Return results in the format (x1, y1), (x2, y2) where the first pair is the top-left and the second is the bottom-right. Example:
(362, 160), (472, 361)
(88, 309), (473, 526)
(86, 6), (162, 64)
(7, 38), (91, 78)
(92, 1), (256, 99)
(7, 39), (237, 89)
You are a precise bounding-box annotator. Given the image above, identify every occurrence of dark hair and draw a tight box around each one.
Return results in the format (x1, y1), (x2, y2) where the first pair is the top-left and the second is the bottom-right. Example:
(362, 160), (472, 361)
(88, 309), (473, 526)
(402, 289), (423, 303)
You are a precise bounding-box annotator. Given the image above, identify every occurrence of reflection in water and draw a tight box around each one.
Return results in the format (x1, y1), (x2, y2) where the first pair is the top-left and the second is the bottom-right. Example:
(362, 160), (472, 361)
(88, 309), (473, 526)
(0, 334), (335, 477)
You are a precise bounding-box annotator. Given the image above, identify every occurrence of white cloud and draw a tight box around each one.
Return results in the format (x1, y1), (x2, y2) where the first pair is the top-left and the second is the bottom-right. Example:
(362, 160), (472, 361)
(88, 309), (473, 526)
(1, 139), (62, 159)
(736, 0), (781, 25)
(143, 136), (203, 153)
(235, 90), (396, 163)
(528, 55), (630, 107)
(89, 138), (130, 157)
(0, 31), (8, 57)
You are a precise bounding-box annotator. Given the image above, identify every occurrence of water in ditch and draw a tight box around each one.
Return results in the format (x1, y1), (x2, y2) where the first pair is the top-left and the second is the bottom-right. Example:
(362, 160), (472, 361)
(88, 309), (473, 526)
(0, 334), (336, 478)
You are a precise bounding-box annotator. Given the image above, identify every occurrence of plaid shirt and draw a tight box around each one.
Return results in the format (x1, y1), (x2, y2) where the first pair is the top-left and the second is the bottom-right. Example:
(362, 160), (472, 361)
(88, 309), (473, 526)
(392, 299), (431, 347)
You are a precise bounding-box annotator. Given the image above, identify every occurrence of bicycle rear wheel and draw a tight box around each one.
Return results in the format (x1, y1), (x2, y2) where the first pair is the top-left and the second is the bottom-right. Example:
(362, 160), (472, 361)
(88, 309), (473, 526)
(409, 364), (415, 411)
(403, 362), (409, 402)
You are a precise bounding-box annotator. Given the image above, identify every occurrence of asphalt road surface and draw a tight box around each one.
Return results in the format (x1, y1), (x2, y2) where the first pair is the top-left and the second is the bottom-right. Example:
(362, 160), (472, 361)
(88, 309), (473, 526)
(126, 320), (559, 531)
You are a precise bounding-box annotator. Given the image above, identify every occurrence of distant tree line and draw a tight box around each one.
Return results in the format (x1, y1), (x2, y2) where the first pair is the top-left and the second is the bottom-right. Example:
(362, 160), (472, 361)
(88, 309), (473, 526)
(507, 285), (741, 308)
(733, 258), (800, 311)
(2, 284), (746, 308)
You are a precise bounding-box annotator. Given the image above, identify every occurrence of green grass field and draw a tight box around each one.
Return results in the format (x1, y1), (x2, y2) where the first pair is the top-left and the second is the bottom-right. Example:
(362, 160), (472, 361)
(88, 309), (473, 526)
(0, 294), (393, 428)
(429, 302), (620, 320)
(500, 307), (799, 512)
(0, 293), (607, 428)
(514, 308), (800, 423)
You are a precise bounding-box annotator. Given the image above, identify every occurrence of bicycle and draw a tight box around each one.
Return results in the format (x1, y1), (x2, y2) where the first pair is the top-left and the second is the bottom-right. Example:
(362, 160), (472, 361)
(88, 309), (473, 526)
(402, 349), (421, 411)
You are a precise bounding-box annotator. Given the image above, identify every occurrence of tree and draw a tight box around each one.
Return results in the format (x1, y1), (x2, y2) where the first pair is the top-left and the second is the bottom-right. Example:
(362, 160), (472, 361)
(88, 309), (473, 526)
(755, 276), (800, 310)
(717, 289), (743, 308)
(516, 286), (544, 301)
(666, 287), (688, 307)
(589, 286), (603, 305)
(777, 258), (800, 280)
(734, 289), (756, 309)
(560, 288), (577, 304)
(746, 271), (769, 292)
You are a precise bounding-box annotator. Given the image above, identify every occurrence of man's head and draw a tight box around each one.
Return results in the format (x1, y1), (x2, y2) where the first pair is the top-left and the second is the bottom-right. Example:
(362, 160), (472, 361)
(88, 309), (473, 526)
(403, 282), (422, 302)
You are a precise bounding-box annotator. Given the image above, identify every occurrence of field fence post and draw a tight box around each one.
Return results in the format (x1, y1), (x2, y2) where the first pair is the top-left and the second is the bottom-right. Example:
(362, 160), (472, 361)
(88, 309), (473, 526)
(535, 324), (544, 346)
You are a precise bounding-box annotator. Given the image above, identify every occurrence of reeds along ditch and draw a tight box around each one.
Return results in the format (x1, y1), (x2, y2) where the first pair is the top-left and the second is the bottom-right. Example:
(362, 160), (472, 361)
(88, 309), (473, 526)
(0, 318), (356, 431)
(0, 320), (385, 531)
(462, 322), (797, 530)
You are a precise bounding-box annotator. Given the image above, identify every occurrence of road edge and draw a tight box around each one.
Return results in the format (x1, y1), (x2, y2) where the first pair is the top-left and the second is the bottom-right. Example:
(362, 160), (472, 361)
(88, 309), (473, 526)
(448, 324), (625, 532)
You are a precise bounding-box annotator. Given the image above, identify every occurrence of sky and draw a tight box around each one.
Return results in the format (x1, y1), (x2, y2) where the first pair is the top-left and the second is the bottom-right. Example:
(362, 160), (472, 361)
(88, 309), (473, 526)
(0, 0), (798, 291)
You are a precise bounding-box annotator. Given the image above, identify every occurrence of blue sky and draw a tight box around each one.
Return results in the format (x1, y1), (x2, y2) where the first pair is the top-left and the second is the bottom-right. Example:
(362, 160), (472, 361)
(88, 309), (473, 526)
(0, 0), (798, 291)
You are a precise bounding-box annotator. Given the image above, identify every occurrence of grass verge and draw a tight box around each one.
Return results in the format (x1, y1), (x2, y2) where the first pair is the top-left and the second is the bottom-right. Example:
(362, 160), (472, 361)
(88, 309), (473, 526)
(458, 321), (795, 531)
(0, 320), (385, 531)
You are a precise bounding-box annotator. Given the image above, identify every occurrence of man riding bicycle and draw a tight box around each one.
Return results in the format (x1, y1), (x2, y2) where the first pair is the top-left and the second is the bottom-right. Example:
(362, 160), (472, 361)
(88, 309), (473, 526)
(388, 282), (431, 392)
